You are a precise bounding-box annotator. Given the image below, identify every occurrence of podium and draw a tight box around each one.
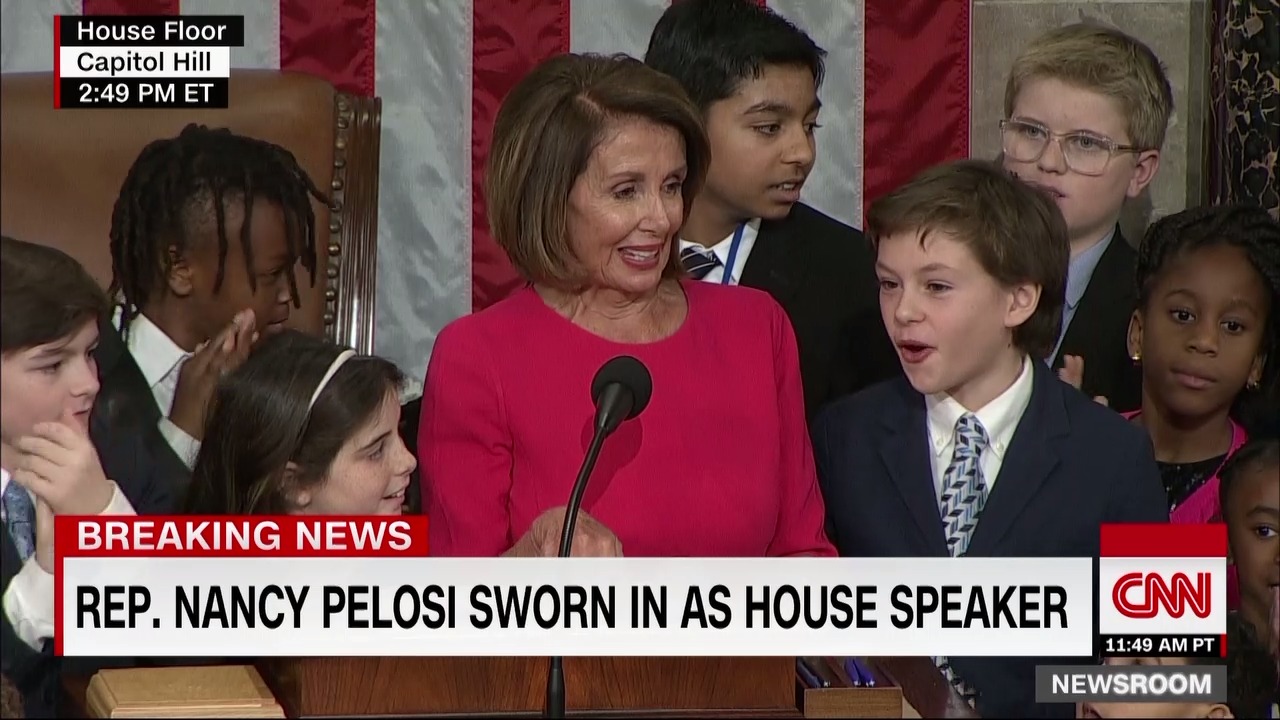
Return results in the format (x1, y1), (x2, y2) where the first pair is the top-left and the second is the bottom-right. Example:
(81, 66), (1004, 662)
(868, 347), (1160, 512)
(253, 656), (798, 717)
(65, 656), (970, 717)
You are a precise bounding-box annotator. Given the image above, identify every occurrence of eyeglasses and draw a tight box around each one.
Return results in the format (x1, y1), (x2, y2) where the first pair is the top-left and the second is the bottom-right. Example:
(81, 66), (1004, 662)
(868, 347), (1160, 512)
(1000, 119), (1143, 177)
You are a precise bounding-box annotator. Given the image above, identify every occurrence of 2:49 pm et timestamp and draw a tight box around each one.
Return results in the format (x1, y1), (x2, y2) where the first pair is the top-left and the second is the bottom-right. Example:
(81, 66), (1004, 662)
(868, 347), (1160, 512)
(59, 78), (228, 109)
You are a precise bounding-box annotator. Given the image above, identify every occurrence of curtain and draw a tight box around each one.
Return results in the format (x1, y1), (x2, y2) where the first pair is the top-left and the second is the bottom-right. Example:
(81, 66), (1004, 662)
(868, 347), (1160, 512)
(1209, 0), (1279, 219)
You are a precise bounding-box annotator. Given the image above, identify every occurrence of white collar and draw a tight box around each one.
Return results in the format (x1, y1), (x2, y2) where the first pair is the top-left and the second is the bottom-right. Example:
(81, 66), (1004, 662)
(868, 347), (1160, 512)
(115, 309), (190, 387)
(926, 354), (1035, 460)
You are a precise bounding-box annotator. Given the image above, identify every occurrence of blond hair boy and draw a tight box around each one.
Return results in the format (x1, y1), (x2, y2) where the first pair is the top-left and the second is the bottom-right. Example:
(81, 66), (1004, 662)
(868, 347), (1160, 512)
(1000, 23), (1173, 411)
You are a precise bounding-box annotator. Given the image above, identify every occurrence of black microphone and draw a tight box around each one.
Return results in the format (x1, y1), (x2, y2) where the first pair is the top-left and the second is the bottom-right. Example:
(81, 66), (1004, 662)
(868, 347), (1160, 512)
(545, 356), (652, 718)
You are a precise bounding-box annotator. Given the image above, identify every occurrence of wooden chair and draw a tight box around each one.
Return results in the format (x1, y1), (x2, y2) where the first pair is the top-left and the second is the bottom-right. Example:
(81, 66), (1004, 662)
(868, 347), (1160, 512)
(0, 69), (427, 513)
(0, 70), (382, 353)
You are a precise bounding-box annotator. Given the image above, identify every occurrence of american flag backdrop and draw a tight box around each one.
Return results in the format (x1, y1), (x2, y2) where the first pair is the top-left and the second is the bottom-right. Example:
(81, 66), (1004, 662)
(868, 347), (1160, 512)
(1, 0), (971, 396)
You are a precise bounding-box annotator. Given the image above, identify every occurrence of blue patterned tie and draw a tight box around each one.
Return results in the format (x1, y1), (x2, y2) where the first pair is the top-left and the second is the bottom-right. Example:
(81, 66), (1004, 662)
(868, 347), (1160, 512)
(680, 246), (720, 280)
(3, 480), (36, 562)
(934, 413), (989, 706)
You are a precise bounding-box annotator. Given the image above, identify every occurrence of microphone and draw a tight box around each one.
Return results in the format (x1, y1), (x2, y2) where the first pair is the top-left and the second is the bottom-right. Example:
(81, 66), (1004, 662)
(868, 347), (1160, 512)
(545, 356), (652, 718)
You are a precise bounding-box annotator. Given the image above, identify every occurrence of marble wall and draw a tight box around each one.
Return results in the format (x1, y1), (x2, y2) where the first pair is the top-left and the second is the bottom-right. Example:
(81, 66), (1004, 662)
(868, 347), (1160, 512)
(970, 0), (1211, 244)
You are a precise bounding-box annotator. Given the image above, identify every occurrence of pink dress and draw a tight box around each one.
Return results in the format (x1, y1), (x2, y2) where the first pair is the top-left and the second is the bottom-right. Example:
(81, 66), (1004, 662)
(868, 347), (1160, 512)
(1124, 410), (1248, 607)
(418, 280), (836, 558)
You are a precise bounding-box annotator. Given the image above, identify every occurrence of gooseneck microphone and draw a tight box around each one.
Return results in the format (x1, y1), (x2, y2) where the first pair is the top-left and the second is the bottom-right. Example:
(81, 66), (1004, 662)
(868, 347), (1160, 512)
(545, 356), (653, 719)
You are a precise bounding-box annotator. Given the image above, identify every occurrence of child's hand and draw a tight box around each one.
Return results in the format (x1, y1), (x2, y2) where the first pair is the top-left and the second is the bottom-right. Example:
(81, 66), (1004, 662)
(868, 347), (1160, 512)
(1057, 355), (1109, 406)
(12, 408), (112, 515)
(169, 309), (258, 439)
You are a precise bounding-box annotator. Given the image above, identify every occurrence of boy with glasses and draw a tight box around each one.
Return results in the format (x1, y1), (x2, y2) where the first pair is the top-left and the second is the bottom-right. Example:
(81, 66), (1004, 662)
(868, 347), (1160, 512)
(1001, 23), (1172, 411)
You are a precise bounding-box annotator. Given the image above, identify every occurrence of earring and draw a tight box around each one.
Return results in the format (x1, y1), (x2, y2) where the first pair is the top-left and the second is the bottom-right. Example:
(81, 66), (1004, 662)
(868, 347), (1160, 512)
(1130, 350), (1141, 362)
(1247, 379), (1260, 391)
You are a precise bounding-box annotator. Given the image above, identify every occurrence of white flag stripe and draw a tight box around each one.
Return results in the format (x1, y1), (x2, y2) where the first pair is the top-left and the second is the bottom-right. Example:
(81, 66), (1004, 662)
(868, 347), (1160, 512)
(375, 0), (473, 395)
(768, 0), (865, 229)
(568, 0), (668, 60)
(0, 0), (80, 73)
(180, 0), (279, 70)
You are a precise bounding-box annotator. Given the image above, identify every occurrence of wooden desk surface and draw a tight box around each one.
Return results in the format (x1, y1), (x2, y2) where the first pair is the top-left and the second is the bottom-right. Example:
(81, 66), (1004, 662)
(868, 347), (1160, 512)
(62, 659), (947, 719)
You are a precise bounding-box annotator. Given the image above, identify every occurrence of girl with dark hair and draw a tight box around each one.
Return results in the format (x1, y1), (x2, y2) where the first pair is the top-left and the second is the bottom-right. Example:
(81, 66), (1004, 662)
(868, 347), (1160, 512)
(184, 330), (415, 515)
(1124, 204), (1278, 523)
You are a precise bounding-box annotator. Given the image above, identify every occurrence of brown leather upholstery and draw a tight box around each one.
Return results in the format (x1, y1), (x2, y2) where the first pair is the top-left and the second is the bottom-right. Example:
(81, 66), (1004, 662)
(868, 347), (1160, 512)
(0, 70), (381, 353)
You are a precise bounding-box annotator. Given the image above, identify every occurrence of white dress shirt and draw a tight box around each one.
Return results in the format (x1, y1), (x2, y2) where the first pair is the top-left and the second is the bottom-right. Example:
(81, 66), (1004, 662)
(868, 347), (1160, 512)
(114, 310), (201, 469)
(926, 355), (1035, 497)
(677, 218), (761, 286)
(2, 467), (135, 650)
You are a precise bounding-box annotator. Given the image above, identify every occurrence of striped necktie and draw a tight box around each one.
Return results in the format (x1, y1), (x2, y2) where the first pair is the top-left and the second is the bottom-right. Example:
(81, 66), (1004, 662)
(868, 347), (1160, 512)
(680, 246), (720, 280)
(934, 412), (990, 706)
(3, 480), (37, 562)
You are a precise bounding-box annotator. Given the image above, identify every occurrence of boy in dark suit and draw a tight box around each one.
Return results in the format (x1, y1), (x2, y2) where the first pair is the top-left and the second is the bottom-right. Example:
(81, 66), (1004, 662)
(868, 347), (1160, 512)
(814, 161), (1168, 718)
(0, 236), (177, 718)
(1000, 23), (1173, 411)
(644, 0), (898, 421)
(105, 124), (324, 472)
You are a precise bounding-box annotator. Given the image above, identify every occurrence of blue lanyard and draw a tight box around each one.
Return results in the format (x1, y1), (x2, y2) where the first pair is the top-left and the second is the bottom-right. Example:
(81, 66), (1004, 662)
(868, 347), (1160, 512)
(721, 223), (746, 285)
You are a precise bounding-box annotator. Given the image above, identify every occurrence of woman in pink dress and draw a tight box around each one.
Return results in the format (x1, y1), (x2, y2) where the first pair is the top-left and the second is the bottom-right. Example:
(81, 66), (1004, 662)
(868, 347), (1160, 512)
(417, 54), (834, 559)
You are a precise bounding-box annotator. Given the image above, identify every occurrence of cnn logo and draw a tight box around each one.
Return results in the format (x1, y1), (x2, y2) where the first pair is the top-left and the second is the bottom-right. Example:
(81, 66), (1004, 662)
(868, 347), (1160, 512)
(1111, 572), (1211, 619)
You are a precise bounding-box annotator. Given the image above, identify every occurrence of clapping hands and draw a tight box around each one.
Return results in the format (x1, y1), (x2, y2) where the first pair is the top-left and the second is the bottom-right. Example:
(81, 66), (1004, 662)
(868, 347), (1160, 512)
(169, 309), (258, 439)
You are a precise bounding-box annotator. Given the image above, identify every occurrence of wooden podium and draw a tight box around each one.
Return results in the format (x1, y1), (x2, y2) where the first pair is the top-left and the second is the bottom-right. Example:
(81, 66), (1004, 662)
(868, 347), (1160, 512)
(65, 656), (972, 718)
(253, 656), (798, 717)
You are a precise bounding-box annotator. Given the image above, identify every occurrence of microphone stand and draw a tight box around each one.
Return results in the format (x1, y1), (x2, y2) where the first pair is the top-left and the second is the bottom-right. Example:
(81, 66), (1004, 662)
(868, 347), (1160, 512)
(545, 417), (612, 718)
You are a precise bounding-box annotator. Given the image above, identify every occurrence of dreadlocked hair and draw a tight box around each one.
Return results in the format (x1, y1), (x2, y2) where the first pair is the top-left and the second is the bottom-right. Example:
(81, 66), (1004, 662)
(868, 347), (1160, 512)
(108, 123), (328, 335)
(1135, 204), (1280, 425)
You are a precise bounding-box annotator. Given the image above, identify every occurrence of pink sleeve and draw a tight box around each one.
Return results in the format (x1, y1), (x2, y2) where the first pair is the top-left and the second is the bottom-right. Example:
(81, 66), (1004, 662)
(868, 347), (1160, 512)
(418, 322), (514, 556)
(766, 303), (838, 557)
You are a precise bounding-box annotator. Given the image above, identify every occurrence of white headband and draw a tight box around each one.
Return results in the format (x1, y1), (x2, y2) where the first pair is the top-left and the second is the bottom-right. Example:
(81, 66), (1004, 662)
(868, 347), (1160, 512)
(308, 350), (356, 411)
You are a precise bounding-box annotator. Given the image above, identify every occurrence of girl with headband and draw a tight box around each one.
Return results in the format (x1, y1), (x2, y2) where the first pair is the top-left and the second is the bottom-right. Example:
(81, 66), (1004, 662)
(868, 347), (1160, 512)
(184, 330), (416, 515)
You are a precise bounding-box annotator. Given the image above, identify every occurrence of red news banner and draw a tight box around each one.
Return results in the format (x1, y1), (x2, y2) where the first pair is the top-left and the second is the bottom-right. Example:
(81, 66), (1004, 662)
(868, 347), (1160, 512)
(1098, 523), (1228, 658)
(53, 516), (429, 656)
(54, 14), (242, 109)
(53, 516), (1099, 659)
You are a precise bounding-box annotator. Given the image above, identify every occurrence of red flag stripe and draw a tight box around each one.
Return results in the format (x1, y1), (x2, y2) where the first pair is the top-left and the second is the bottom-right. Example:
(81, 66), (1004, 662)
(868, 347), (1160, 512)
(862, 0), (969, 212)
(279, 0), (375, 97)
(82, 0), (179, 15)
(470, 0), (571, 311)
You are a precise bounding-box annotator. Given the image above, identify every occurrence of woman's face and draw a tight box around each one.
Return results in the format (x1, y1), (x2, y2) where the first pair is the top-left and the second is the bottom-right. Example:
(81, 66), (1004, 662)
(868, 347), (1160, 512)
(296, 391), (417, 515)
(565, 115), (688, 296)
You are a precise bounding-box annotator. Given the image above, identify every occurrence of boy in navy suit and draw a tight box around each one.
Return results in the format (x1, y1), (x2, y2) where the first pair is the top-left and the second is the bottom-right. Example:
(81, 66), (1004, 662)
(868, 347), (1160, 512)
(1, 236), (178, 717)
(814, 160), (1167, 718)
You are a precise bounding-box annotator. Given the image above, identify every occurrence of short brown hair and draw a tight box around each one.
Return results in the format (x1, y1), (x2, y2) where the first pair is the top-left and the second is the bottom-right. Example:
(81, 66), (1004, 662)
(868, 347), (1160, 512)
(1, 235), (110, 354)
(865, 160), (1069, 359)
(485, 53), (711, 287)
(1005, 23), (1173, 151)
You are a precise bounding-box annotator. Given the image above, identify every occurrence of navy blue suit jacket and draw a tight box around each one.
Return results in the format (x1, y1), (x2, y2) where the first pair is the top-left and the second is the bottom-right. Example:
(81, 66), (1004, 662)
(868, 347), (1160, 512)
(813, 359), (1168, 718)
